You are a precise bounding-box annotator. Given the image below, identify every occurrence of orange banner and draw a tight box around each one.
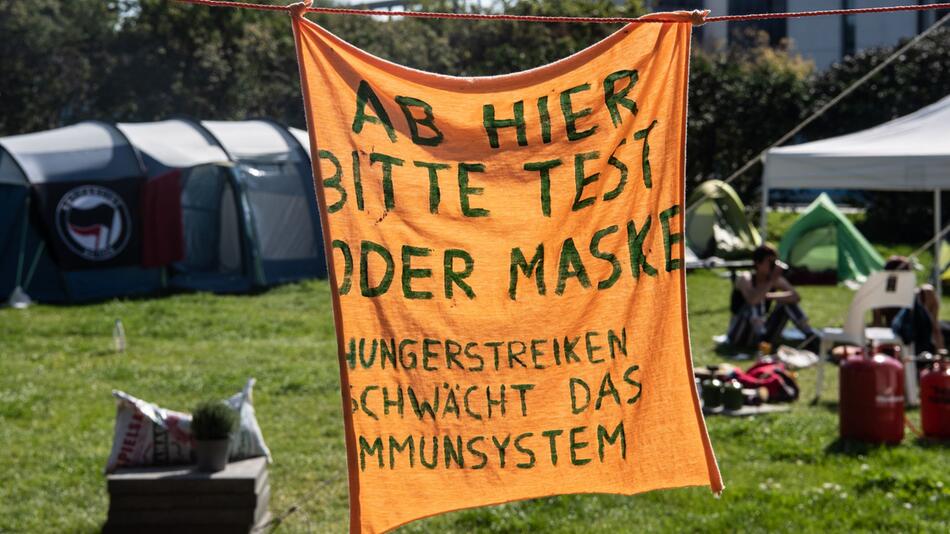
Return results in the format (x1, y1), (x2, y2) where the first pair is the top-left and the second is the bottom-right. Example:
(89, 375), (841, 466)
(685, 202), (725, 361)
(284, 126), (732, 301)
(292, 13), (721, 533)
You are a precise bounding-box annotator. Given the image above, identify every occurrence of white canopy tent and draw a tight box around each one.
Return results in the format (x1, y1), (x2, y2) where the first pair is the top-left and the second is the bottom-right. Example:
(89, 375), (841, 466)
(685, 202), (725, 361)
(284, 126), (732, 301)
(762, 94), (950, 290)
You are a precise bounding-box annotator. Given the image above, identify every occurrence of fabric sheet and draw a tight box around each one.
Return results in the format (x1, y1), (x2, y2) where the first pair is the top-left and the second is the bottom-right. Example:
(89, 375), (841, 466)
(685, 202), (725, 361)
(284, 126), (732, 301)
(292, 13), (722, 533)
(141, 169), (185, 268)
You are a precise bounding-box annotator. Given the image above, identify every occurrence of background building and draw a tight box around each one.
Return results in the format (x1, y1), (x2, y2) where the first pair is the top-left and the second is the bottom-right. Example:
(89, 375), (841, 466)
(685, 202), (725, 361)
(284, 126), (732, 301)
(648, 0), (949, 69)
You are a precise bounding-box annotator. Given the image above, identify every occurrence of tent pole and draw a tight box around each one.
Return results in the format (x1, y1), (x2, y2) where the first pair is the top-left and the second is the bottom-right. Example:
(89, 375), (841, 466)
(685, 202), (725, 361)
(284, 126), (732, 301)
(14, 197), (30, 286)
(935, 189), (942, 302)
(760, 184), (768, 240)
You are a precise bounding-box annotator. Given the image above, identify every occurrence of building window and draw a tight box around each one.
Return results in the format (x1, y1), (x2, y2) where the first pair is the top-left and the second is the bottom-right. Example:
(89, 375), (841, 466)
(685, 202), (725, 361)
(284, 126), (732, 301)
(917, 1), (950, 32)
(728, 0), (788, 47)
(650, 0), (704, 9)
(842, 0), (856, 57)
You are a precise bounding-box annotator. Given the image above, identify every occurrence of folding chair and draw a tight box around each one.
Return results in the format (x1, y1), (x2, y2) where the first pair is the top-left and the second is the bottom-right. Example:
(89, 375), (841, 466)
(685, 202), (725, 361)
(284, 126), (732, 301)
(814, 271), (919, 405)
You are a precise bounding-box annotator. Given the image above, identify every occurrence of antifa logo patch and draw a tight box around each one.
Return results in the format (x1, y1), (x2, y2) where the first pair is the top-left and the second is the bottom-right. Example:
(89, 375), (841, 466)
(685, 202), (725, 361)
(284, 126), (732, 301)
(55, 185), (132, 261)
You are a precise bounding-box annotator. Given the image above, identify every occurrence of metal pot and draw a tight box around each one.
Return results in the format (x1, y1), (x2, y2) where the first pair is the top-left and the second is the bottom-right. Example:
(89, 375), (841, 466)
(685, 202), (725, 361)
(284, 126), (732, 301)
(702, 378), (723, 408)
(723, 379), (744, 411)
(195, 439), (230, 472)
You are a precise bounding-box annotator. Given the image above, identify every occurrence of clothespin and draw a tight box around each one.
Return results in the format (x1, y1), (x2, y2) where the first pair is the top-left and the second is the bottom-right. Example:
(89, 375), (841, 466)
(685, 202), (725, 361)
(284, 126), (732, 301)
(288, 0), (313, 18)
(639, 9), (709, 26)
(689, 9), (710, 26)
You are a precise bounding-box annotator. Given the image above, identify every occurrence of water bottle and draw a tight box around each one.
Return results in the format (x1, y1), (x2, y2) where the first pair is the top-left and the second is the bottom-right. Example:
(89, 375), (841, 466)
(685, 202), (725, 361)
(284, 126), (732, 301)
(113, 319), (126, 353)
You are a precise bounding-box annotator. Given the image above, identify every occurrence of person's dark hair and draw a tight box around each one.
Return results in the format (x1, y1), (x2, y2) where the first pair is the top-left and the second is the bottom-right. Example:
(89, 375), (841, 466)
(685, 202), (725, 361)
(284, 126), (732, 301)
(884, 255), (912, 271)
(752, 244), (778, 265)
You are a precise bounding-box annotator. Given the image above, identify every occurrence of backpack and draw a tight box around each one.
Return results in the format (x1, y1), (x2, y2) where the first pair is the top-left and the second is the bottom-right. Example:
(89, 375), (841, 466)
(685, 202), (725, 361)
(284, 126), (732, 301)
(731, 360), (800, 403)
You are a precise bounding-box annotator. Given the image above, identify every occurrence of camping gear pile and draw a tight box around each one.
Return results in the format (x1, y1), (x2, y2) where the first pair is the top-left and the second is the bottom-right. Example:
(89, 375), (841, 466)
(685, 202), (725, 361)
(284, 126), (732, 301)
(0, 120), (327, 305)
(105, 379), (271, 473)
(695, 355), (800, 415)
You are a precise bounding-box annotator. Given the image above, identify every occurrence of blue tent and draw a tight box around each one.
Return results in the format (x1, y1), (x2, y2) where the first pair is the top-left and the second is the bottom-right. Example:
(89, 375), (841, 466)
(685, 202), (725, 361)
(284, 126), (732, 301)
(0, 119), (327, 304)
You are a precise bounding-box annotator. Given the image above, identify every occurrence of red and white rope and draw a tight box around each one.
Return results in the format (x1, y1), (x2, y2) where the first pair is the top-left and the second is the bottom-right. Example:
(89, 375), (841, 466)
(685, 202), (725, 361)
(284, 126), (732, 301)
(171, 0), (950, 25)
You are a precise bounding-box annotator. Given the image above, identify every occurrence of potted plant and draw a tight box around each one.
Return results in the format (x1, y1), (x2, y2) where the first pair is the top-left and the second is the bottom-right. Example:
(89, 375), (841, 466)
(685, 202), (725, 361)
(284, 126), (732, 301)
(191, 400), (238, 472)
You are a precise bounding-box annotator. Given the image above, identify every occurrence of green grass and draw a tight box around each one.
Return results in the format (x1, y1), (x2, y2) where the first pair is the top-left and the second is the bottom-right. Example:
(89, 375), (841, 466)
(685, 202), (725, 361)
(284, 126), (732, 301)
(1, 273), (948, 532)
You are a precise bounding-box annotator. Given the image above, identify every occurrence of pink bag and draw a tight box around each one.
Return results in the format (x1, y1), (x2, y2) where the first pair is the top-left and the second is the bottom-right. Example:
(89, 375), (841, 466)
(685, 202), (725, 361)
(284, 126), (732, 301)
(732, 361), (800, 402)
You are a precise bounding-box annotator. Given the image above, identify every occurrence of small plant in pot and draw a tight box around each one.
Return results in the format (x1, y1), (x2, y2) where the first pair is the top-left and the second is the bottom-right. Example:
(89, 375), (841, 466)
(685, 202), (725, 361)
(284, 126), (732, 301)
(191, 400), (238, 472)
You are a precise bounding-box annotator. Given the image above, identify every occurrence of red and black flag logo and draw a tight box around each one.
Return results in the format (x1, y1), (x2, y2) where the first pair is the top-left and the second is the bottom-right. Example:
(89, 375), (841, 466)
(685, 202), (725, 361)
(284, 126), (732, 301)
(35, 178), (142, 269)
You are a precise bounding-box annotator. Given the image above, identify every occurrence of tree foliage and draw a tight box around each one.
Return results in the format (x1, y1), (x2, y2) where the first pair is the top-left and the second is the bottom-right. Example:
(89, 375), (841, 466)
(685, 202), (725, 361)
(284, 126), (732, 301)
(687, 34), (812, 198)
(96, 0), (303, 124)
(0, 0), (119, 133)
(807, 26), (950, 243)
(1, 0), (948, 243)
(809, 26), (950, 138)
(0, 0), (645, 131)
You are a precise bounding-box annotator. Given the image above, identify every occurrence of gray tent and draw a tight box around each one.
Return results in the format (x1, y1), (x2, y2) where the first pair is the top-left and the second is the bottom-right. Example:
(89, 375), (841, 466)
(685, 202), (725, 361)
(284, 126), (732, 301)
(1, 119), (326, 303)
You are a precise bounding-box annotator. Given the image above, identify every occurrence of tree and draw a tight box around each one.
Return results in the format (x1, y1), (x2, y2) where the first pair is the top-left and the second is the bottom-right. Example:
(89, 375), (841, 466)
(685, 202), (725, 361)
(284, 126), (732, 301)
(0, 0), (119, 135)
(95, 0), (303, 125)
(312, 0), (645, 77)
(685, 33), (812, 200)
(808, 26), (950, 139)
(805, 26), (950, 243)
(0, 0), (645, 133)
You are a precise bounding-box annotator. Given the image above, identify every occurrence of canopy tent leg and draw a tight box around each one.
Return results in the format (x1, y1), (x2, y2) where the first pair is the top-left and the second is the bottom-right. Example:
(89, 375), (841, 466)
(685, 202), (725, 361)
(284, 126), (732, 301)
(935, 189), (942, 302)
(760, 185), (768, 239)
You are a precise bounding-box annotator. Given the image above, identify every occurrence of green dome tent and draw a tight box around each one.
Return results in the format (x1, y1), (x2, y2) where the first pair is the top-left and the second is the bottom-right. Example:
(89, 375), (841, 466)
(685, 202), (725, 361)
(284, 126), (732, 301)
(685, 180), (762, 259)
(778, 193), (883, 283)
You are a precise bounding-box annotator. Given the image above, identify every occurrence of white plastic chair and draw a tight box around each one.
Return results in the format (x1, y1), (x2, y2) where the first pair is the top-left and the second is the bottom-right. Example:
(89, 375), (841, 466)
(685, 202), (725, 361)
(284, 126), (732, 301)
(814, 271), (919, 405)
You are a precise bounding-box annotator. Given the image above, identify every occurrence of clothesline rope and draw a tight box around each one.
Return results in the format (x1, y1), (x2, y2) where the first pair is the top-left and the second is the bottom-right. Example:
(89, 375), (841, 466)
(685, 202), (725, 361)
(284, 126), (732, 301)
(174, 0), (950, 266)
(172, 0), (950, 25)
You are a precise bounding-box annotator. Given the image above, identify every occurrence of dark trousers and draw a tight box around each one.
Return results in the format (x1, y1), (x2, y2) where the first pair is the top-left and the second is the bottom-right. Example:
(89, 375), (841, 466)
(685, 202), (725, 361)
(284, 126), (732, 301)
(727, 302), (813, 348)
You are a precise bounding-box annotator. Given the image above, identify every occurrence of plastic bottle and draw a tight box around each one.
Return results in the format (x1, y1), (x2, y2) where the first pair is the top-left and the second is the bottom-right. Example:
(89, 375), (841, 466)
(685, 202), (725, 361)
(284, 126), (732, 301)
(113, 319), (126, 353)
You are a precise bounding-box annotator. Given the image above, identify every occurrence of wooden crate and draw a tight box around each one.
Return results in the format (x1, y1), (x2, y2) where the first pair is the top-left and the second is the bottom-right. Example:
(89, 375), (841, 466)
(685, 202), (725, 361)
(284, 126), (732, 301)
(103, 457), (270, 534)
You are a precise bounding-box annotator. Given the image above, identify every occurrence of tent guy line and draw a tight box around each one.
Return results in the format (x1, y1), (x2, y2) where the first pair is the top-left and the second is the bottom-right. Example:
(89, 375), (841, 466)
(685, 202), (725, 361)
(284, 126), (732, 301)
(726, 11), (950, 201)
(683, 10), (950, 222)
(911, 222), (950, 266)
(686, 9), (950, 224)
(172, 0), (950, 25)
(764, 95), (950, 299)
(686, 4), (950, 266)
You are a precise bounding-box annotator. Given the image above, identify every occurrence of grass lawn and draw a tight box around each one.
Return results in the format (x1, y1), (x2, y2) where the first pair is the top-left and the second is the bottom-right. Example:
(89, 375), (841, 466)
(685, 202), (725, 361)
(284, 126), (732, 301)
(1, 269), (948, 532)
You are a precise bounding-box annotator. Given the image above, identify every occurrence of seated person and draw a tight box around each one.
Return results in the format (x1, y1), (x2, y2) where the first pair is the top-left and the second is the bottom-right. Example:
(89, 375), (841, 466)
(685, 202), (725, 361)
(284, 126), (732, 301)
(727, 245), (817, 349)
(871, 255), (944, 353)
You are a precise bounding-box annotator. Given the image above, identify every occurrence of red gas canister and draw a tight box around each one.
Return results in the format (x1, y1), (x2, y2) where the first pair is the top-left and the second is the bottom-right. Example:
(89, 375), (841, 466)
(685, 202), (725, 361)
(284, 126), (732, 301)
(920, 359), (950, 439)
(839, 353), (905, 444)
